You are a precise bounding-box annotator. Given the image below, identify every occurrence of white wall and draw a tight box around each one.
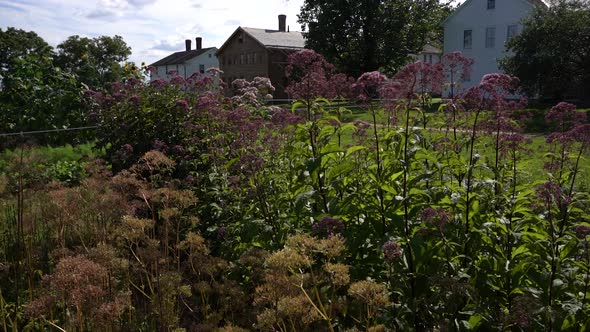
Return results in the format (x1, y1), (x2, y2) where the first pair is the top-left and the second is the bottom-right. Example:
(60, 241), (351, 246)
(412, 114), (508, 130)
(444, 0), (535, 91)
(150, 48), (219, 81)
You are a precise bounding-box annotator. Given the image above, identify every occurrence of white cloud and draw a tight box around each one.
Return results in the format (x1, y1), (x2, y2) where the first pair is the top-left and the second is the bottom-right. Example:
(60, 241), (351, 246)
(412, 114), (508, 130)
(0, 0), (304, 65)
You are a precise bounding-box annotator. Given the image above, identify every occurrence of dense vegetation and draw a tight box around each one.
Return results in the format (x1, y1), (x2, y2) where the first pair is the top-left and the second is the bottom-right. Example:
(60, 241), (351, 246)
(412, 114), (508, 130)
(297, 0), (452, 76)
(1, 49), (590, 331)
(501, 0), (590, 101)
(0, 28), (135, 147)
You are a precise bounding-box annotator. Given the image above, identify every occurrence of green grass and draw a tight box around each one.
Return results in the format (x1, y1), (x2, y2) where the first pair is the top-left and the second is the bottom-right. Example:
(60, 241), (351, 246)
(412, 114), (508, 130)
(0, 142), (102, 172)
(325, 106), (590, 184)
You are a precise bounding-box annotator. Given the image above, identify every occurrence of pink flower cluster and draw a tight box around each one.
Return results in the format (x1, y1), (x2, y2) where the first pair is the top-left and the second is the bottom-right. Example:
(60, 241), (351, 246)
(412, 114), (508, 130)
(286, 49), (354, 101)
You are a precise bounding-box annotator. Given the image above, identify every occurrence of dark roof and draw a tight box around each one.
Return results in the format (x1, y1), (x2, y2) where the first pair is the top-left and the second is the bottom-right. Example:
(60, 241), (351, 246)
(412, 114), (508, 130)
(242, 27), (305, 49)
(150, 47), (215, 67)
(217, 27), (305, 55)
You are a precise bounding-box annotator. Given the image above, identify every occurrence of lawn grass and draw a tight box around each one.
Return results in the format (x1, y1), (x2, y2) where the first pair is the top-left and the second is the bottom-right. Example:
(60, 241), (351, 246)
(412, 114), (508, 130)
(326, 105), (590, 184)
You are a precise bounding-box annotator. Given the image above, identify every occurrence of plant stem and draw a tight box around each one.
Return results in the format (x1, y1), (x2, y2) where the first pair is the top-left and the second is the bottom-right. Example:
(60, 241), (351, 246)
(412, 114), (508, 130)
(371, 107), (386, 236)
(465, 109), (481, 242)
(402, 101), (418, 330)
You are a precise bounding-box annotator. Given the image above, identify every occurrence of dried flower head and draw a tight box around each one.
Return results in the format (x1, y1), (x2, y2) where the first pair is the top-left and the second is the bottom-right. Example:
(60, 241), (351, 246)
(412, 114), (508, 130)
(348, 280), (391, 308)
(324, 262), (350, 288)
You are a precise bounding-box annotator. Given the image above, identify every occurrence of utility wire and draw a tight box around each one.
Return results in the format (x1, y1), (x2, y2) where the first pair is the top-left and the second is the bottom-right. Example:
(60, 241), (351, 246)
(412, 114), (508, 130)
(0, 126), (99, 137)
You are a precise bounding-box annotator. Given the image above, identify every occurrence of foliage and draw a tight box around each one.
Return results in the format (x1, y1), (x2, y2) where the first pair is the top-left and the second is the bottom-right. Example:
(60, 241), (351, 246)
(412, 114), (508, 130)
(1, 52), (590, 331)
(297, 0), (453, 77)
(0, 28), (134, 147)
(501, 0), (590, 100)
(0, 27), (52, 83)
(54, 35), (132, 90)
(0, 54), (88, 147)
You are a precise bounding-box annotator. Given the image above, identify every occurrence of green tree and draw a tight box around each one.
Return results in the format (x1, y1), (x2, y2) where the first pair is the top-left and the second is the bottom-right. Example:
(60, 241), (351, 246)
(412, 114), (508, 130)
(501, 0), (590, 100)
(0, 54), (87, 147)
(0, 27), (53, 85)
(54, 35), (132, 89)
(297, 0), (452, 77)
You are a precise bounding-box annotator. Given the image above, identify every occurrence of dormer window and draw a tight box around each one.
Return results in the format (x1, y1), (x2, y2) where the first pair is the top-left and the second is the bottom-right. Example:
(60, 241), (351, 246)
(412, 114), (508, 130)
(487, 0), (495, 9)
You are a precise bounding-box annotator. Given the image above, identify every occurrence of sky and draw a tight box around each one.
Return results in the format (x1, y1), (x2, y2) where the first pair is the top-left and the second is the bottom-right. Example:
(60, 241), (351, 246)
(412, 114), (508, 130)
(0, 0), (305, 66)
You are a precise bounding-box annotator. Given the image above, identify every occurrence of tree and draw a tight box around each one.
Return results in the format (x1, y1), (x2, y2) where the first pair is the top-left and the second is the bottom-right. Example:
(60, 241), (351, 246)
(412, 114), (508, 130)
(0, 54), (87, 147)
(500, 0), (590, 100)
(0, 27), (53, 84)
(54, 35), (132, 89)
(297, 0), (452, 77)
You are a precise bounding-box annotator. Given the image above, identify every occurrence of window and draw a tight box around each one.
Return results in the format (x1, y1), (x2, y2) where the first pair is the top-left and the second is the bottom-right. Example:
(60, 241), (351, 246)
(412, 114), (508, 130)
(199, 64), (205, 74)
(487, 0), (495, 9)
(208, 54), (212, 58)
(463, 30), (472, 49)
(240, 53), (244, 64)
(486, 27), (496, 48)
(247, 53), (252, 64)
(463, 71), (471, 82)
(253, 53), (257, 64)
(506, 24), (518, 41)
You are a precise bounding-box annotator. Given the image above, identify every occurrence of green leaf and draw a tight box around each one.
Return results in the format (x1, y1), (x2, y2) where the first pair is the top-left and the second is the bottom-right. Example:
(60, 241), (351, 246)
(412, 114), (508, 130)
(468, 315), (483, 329)
(561, 315), (575, 330)
(512, 245), (530, 259)
(560, 239), (578, 260)
(291, 101), (306, 113)
(345, 145), (365, 157)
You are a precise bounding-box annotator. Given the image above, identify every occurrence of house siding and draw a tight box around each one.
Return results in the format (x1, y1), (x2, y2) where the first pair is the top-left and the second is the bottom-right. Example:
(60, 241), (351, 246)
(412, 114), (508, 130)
(150, 49), (219, 82)
(444, 0), (536, 91)
(268, 48), (297, 99)
(218, 30), (269, 85)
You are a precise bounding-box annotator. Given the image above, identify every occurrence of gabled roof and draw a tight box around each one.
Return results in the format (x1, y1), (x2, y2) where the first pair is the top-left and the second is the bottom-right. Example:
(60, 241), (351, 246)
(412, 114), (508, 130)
(150, 47), (216, 67)
(216, 27), (305, 55)
(443, 0), (548, 25)
(242, 27), (305, 49)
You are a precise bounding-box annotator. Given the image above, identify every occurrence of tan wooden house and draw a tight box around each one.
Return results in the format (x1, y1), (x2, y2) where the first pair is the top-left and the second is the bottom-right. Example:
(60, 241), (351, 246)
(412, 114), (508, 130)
(216, 15), (305, 99)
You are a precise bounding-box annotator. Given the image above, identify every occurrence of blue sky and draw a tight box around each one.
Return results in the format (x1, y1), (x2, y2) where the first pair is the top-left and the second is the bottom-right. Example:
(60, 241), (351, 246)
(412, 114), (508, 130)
(0, 0), (304, 65)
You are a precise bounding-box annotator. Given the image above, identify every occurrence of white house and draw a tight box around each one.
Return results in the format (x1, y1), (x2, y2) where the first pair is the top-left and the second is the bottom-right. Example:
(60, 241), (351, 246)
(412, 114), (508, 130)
(443, 0), (547, 90)
(150, 37), (219, 81)
(411, 44), (442, 64)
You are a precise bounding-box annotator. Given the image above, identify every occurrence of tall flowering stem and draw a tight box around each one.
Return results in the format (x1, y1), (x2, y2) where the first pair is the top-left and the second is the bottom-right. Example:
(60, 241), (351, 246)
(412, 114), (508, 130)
(545, 102), (588, 190)
(353, 71), (388, 235)
(477, 74), (524, 195)
(460, 75), (511, 265)
(286, 50), (339, 213)
(441, 52), (474, 144)
(535, 181), (570, 330)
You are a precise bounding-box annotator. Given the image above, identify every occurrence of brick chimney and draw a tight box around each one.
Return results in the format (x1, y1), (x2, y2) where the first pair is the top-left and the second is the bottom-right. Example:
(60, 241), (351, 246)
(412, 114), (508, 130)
(278, 14), (286, 32)
(185, 39), (191, 51)
(196, 37), (202, 50)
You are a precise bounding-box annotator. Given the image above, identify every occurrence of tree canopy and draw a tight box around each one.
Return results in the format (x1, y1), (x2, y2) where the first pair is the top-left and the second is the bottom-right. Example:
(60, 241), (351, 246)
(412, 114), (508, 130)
(0, 29), (133, 145)
(54, 35), (132, 89)
(501, 0), (590, 100)
(297, 0), (452, 77)
(0, 27), (53, 83)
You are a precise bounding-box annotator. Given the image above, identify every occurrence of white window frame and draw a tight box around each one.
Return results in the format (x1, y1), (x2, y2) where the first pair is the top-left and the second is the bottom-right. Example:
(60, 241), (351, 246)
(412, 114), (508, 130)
(464, 30), (473, 49)
(485, 27), (496, 48)
(506, 24), (518, 41)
